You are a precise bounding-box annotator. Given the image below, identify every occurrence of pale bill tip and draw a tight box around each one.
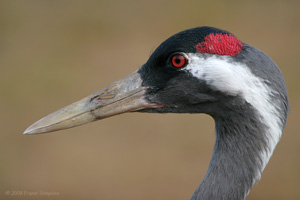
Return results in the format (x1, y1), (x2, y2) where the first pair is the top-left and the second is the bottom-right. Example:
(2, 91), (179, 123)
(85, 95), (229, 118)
(23, 123), (43, 135)
(22, 115), (57, 135)
(23, 127), (36, 135)
(23, 127), (33, 135)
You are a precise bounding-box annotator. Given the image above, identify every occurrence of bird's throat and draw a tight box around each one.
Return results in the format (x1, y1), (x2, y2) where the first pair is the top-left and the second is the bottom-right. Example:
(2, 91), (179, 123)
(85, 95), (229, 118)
(191, 106), (271, 200)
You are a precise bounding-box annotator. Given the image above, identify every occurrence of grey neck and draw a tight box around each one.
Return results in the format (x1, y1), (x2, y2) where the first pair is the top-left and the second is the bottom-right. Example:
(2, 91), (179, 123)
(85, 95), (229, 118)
(190, 105), (270, 200)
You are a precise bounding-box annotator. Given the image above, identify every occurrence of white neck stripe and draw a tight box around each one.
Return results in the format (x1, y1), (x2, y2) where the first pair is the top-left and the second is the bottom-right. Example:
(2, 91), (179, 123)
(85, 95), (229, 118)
(185, 54), (283, 180)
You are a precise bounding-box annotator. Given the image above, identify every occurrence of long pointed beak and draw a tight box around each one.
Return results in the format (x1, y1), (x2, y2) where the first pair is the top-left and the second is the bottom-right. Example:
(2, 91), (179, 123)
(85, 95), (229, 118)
(24, 71), (159, 134)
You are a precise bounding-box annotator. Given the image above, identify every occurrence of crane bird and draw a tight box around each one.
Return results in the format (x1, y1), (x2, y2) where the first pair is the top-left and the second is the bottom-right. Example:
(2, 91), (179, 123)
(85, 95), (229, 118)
(24, 26), (289, 200)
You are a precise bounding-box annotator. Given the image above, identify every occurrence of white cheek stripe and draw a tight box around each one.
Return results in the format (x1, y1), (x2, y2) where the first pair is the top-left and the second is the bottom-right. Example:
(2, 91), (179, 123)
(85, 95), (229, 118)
(185, 54), (283, 178)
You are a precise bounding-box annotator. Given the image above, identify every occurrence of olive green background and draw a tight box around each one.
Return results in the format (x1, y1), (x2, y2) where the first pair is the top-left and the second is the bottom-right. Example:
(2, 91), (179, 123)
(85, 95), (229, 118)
(1, 0), (299, 199)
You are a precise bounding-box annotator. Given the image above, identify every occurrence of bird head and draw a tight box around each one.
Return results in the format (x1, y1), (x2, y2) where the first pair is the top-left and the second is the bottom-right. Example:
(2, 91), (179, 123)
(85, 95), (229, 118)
(24, 26), (288, 134)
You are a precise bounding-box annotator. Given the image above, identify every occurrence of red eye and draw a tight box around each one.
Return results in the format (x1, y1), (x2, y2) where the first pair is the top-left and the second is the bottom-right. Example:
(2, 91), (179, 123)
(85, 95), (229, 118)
(171, 53), (188, 68)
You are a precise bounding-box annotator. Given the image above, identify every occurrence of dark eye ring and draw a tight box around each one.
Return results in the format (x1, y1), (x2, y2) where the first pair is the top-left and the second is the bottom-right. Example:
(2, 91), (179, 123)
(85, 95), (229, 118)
(170, 53), (188, 68)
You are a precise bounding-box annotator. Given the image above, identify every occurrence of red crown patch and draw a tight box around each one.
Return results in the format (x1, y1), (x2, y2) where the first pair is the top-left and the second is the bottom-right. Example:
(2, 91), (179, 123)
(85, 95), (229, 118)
(196, 33), (243, 56)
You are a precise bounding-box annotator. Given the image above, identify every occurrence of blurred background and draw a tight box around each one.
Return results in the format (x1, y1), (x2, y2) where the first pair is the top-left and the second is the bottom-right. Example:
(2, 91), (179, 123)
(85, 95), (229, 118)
(1, 0), (299, 199)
